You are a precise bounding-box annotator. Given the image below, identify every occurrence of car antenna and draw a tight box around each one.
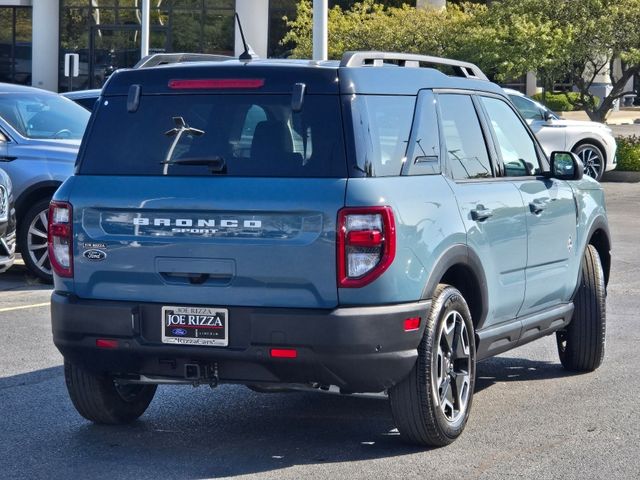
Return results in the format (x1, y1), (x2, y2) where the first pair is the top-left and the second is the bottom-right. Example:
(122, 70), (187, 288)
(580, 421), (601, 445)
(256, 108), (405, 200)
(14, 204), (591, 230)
(235, 13), (258, 61)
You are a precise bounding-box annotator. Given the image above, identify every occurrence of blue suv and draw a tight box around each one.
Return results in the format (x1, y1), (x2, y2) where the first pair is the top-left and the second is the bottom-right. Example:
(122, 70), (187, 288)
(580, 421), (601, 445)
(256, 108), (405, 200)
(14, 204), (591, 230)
(51, 52), (610, 446)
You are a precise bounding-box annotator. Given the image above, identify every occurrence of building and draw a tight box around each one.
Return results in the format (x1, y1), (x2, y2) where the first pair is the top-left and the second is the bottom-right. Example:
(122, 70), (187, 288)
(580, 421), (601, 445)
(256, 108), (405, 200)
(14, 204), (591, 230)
(0, 0), (300, 92)
(1, 1), (447, 93)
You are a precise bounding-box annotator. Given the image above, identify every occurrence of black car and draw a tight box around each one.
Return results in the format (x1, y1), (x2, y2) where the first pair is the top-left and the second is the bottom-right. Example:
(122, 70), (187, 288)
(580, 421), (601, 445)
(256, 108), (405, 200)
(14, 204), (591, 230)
(0, 167), (16, 272)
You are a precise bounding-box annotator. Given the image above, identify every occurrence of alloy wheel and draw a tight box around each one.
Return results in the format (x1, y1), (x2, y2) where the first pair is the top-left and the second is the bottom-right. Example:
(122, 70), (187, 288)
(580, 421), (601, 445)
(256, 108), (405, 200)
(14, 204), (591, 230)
(432, 310), (471, 424)
(26, 208), (51, 276)
(575, 145), (603, 180)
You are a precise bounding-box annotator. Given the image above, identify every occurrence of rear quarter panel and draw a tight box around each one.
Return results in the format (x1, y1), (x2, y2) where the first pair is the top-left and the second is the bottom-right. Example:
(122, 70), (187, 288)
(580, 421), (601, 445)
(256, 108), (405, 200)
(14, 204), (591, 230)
(341, 175), (466, 305)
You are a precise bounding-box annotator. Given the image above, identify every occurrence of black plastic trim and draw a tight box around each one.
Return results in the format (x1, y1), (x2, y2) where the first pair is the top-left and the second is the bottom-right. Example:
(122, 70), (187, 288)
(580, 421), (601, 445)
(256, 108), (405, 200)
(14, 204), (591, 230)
(51, 293), (432, 393)
(475, 303), (574, 360)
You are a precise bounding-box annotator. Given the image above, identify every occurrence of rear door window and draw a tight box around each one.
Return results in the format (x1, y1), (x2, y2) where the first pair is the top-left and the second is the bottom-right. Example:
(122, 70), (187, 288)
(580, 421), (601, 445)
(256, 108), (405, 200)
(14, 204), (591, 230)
(437, 94), (493, 180)
(79, 94), (346, 177)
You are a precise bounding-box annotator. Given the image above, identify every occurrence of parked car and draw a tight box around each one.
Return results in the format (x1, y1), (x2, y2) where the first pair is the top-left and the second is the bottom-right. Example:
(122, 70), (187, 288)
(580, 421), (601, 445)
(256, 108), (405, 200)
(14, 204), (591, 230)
(0, 83), (90, 281)
(504, 88), (617, 181)
(0, 167), (16, 272)
(51, 52), (609, 447)
(60, 89), (101, 111)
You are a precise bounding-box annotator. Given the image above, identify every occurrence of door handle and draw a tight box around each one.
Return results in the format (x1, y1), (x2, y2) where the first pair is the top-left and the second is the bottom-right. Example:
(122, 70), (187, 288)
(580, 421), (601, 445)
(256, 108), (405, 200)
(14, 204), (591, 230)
(471, 206), (493, 221)
(529, 200), (546, 215)
(0, 155), (17, 162)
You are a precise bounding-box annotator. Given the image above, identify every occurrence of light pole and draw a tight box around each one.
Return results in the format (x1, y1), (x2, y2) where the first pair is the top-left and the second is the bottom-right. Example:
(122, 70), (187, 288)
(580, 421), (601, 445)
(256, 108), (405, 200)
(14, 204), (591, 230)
(141, 0), (150, 58)
(312, 0), (328, 61)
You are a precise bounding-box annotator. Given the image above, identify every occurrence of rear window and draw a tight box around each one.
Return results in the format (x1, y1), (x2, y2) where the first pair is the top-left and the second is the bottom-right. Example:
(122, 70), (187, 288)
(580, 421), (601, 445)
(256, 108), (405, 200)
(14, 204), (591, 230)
(79, 94), (347, 177)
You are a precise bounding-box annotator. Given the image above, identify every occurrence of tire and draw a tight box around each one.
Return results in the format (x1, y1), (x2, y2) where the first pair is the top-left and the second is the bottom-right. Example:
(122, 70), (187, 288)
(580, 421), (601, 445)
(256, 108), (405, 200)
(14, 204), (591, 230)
(64, 361), (157, 424)
(573, 142), (605, 181)
(389, 285), (476, 447)
(556, 244), (606, 371)
(17, 198), (53, 283)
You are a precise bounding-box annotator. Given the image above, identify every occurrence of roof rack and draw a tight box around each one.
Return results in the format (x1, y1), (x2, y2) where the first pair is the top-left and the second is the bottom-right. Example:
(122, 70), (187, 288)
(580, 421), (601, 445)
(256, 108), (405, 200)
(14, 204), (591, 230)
(134, 53), (233, 69)
(339, 51), (488, 81)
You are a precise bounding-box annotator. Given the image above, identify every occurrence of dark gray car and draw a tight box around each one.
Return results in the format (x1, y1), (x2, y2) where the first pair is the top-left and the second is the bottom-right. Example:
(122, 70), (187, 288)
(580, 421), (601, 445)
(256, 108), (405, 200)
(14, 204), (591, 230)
(0, 83), (90, 281)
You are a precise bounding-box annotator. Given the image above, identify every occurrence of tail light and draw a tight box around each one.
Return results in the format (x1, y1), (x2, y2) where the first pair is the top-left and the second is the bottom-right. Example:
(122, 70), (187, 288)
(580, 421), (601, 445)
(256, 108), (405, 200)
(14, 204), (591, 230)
(337, 206), (396, 288)
(47, 201), (73, 278)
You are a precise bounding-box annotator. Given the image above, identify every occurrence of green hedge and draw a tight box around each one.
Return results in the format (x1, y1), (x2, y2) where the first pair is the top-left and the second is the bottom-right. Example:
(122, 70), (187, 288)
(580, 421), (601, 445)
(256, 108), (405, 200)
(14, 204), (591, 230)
(616, 135), (640, 171)
(532, 92), (585, 112)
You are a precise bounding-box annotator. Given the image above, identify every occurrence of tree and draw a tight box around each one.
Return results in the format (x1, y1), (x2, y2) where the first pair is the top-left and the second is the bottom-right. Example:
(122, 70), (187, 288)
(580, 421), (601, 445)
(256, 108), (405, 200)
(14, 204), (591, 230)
(282, 0), (640, 122)
(282, 0), (479, 60)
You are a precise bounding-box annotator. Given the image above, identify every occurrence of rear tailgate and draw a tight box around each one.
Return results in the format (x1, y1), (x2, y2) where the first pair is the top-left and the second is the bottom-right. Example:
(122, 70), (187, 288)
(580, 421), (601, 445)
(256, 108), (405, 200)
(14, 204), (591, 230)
(70, 176), (345, 308)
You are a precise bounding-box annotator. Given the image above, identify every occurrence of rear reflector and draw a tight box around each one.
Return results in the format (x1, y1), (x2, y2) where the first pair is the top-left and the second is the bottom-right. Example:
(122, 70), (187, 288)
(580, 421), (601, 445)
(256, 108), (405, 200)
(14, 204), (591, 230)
(404, 317), (421, 332)
(270, 348), (297, 359)
(168, 78), (265, 90)
(96, 339), (118, 349)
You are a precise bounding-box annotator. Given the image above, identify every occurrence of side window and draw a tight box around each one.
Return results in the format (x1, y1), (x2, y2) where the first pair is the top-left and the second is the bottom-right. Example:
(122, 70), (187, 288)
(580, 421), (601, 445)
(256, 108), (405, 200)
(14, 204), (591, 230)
(404, 90), (440, 176)
(509, 94), (544, 121)
(438, 94), (493, 180)
(480, 96), (541, 177)
(351, 95), (414, 176)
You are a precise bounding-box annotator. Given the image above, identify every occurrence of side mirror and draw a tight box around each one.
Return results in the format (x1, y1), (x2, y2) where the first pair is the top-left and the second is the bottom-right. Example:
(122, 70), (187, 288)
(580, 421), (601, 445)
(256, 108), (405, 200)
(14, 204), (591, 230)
(549, 151), (584, 181)
(543, 109), (554, 122)
(0, 131), (7, 143)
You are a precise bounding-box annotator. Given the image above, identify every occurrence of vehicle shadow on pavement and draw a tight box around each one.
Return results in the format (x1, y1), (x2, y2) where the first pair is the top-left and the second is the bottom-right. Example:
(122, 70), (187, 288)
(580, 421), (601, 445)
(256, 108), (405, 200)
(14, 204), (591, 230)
(1, 356), (581, 479)
(475, 356), (576, 394)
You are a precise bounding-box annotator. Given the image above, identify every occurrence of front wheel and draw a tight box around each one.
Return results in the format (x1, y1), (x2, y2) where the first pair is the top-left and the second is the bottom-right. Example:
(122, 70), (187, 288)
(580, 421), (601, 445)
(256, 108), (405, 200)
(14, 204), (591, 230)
(573, 142), (605, 181)
(17, 198), (53, 283)
(389, 285), (476, 447)
(64, 361), (157, 424)
(556, 244), (606, 371)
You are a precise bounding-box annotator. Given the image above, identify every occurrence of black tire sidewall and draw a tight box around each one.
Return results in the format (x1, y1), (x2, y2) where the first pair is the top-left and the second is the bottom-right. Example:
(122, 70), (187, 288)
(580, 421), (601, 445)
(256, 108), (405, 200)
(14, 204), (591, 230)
(424, 286), (476, 440)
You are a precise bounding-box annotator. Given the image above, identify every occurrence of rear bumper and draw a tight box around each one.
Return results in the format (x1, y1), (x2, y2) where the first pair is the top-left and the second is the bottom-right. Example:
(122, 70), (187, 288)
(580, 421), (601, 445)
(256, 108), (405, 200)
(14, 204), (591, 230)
(51, 293), (431, 393)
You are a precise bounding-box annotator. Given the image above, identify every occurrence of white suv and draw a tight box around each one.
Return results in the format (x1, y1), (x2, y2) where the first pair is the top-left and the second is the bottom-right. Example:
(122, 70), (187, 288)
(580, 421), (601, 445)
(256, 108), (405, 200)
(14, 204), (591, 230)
(505, 88), (617, 181)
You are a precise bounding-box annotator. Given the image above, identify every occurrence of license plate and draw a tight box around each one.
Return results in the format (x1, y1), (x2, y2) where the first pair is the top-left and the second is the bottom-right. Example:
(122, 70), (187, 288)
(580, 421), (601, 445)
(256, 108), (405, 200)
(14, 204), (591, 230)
(161, 306), (228, 347)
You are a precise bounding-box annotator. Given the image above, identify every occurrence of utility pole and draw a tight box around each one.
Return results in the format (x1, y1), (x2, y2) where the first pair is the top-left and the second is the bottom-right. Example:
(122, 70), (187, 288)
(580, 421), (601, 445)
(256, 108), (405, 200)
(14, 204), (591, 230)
(312, 0), (328, 61)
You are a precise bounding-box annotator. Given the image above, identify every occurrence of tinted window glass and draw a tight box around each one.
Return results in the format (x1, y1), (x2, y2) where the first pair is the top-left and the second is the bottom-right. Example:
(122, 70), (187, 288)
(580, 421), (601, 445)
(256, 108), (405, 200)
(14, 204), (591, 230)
(79, 94), (346, 177)
(351, 95), (414, 177)
(405, 90), (440, 176)
(0, 93), (89, 139)
(438, 94), (492, 180)
(481, 96), (541, 177)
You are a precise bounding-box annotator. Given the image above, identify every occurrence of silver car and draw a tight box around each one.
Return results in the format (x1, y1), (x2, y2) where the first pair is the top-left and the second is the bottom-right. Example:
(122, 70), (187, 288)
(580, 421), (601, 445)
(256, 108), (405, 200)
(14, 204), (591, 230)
(0, 83), (90, 281)
(505, 88), (617, 181)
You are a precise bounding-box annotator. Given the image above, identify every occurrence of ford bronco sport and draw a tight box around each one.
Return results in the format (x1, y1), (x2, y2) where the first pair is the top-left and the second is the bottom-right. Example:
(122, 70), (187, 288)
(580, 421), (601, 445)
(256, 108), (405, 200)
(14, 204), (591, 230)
(50, 52), (610, 447)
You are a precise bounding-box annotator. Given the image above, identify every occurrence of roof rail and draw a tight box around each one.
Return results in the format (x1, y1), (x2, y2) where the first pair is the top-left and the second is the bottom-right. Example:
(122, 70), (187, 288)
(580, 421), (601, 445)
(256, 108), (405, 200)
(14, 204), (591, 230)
(339, 51), (488, 81)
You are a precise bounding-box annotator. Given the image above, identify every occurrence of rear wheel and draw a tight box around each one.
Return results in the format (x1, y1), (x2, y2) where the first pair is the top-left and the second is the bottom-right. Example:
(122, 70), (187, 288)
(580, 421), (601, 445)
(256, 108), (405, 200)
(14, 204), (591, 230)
(64, 361), (157, 424)
(17, 198), (53, 283)
(389, 285), (476, 447)
(557, 244), (606, 371)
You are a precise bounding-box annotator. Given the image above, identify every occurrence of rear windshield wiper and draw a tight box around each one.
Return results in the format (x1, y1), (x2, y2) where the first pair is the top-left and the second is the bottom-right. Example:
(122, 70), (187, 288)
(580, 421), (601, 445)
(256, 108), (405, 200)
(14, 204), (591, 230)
(160, 156), (227, 174)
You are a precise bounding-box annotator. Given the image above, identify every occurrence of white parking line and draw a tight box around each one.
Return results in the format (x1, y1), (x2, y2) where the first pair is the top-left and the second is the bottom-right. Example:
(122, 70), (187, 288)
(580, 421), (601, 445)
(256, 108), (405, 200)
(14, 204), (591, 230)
(0, 302), (49, 313)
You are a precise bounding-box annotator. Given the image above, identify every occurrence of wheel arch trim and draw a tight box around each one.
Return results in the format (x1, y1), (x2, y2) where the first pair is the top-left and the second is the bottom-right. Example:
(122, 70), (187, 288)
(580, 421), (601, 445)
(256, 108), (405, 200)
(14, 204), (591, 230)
(421, 244), (489, 330)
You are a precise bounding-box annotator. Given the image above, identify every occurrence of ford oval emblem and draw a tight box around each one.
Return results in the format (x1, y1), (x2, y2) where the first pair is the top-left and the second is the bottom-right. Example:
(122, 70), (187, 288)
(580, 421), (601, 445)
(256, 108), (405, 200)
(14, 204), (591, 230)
(83, 249), (107, 261)
(172, 328), (188, 336)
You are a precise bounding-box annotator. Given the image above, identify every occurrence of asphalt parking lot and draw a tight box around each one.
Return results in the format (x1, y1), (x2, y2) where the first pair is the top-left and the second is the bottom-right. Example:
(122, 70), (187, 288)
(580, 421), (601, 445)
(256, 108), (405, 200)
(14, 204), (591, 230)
(0, 182), (638, 480)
